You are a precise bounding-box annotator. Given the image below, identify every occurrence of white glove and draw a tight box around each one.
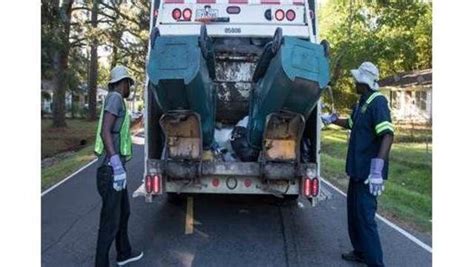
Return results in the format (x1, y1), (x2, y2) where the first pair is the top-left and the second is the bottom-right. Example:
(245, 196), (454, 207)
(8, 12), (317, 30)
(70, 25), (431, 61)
(113, 173), (127, 191)
(364, 158), (385, 196)
(364, 176), (384, 196)
(109, 155), (127, 191)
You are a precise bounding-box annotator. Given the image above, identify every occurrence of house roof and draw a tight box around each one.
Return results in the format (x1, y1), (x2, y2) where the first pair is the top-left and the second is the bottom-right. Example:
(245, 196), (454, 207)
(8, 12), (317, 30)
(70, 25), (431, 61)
(379, 69), (432, 89)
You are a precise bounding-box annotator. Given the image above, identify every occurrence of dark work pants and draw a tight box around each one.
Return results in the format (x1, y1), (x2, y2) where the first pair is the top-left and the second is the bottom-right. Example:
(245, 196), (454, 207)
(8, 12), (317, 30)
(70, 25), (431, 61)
(347, 179), (384, 267)
(95, 165), (132, 267)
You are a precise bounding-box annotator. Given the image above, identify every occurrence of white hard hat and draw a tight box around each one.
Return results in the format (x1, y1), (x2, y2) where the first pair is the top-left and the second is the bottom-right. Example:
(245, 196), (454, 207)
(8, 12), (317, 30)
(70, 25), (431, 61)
(108, 65), (135, 87)
(350, 62), (379, 90)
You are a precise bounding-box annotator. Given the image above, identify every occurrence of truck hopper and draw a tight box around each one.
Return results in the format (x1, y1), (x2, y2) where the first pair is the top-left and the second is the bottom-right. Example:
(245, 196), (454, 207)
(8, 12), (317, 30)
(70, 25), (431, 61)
(247, 34), (330, 160)
(147, 28), (216, 153)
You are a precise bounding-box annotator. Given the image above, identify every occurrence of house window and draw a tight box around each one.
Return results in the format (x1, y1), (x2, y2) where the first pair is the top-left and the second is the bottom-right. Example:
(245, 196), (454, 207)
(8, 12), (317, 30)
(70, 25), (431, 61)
(391, 91), (401, 109)
(415, 91), (427, 111)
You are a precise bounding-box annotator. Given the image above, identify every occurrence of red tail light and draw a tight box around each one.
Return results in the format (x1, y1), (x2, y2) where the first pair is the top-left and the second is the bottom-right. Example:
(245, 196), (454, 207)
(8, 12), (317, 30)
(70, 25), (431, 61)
(244, 179), (252, 188)
(286, 9), (295, 21)
(303, 178), (312, 197)
(145, 175), (152, 193)
(153, 175), (161, 193)
(172, 8), (182, 20)
(275, 9), (285, 21)
(312, 177), (319, 196)
(183, 8), (192, 21)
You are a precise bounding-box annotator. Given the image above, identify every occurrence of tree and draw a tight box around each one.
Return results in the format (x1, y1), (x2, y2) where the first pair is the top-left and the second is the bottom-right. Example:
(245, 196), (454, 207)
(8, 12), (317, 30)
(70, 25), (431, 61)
(51, 0), (75, 127)
(319, 0), (432, 112)
(42, 0), (83, 126)
(87, 0), (99, 120)
(42, 0), (151, 123)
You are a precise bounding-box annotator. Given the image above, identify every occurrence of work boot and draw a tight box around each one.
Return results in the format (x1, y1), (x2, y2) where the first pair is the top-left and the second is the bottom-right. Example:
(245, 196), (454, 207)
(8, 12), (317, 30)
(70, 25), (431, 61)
(117, 250), (144, 266)
(341, 251), (366, 264)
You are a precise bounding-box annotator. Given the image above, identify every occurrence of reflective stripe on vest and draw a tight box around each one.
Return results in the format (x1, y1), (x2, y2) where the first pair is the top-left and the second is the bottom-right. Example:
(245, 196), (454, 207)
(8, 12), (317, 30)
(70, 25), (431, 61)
(360, 91), (383, 114)
(359, 92), (395, 135)
(94, 95), (132, 161)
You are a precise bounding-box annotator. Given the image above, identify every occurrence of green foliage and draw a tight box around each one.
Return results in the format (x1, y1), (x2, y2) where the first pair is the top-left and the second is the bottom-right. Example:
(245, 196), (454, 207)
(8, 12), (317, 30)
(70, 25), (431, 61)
(41, 0), (62, 80)
(137, 101), (144, 112)
(321, 127), (432, 233)
(42, 0), (151, 116)
(319, 0), (432, 112)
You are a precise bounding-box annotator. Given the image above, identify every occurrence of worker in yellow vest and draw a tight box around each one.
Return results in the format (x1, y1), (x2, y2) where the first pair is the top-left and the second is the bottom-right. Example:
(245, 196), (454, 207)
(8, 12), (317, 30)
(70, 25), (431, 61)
(94, 65), (143, 267)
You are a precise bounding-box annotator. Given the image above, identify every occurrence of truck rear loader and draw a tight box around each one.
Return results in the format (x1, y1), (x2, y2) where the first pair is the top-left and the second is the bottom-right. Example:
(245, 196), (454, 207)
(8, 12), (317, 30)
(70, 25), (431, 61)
(140, 0), (330, 205)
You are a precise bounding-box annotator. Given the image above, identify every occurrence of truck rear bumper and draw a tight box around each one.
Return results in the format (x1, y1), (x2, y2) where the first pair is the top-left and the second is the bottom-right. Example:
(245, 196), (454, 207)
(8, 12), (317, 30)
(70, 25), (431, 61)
(147, 159), (317, 181)
(136, 160), (330, 206)
(145, 159), (318, 197)
(165, 176), (299, 195)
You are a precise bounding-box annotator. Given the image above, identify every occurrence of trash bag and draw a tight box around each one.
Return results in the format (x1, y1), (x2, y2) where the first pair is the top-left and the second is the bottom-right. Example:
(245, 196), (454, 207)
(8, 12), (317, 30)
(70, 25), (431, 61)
(214, 127), (234, 153)
(230, 117), (259, 162)
(213, 126), (239, 162)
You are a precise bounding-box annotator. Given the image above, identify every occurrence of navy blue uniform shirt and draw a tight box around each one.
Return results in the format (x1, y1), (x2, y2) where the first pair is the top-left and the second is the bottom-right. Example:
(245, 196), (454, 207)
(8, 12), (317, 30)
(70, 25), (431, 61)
(346, 90), (394, 181)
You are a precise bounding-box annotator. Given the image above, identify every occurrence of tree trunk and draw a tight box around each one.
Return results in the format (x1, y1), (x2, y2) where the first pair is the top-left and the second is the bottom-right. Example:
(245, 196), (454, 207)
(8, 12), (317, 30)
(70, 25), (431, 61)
(87, 0), (99, 121)
(52, 51), (68, 127)
(52, 0), (74, 128)
(110, 29), (123, 68)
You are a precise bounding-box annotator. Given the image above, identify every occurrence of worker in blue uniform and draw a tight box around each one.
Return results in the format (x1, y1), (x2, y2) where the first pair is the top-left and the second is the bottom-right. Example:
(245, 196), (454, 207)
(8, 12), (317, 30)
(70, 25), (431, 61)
(322, 62), (394, 267)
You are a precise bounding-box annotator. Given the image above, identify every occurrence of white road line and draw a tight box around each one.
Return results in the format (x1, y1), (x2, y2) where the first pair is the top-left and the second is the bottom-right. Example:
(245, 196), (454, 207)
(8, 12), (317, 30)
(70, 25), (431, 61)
(320, 177), (432, 253)
(41, 158), (98, 197)
(185, 196), (194, 235)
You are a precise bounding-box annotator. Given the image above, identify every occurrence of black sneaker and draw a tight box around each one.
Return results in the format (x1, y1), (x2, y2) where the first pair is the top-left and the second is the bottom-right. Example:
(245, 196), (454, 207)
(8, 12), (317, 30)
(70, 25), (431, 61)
(341, 251), (366, 264)
(117, 250), (144, 266)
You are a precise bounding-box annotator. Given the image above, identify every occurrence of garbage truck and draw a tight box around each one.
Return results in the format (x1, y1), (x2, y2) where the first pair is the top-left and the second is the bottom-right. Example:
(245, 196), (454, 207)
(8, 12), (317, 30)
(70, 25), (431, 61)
(140, 0), (330, 205)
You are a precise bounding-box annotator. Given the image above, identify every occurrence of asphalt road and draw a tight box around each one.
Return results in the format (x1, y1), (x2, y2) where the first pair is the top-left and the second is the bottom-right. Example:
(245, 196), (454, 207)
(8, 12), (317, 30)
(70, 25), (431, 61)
(42, 140), (432, 267)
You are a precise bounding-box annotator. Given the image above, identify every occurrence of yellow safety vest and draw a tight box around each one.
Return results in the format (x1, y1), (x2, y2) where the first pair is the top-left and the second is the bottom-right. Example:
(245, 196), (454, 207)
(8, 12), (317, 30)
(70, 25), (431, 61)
(94, 95), (132, 161)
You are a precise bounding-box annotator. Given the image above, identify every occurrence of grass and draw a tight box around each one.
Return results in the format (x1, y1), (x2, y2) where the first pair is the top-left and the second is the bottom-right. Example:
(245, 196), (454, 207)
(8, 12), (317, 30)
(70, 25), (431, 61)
(321, 126), (432, 234)
(41, 119), (98, 159)
(41, 118), (143, 191)
(41, 119), (98, 191)
(41, 145), (96, 191)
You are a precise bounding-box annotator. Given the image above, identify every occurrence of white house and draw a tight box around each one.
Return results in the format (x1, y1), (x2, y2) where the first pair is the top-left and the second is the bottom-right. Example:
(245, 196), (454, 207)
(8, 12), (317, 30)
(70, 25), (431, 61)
(41, 80), (54, 113)
(379, 69), (432, 124)
(41, 80), (109, 115)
